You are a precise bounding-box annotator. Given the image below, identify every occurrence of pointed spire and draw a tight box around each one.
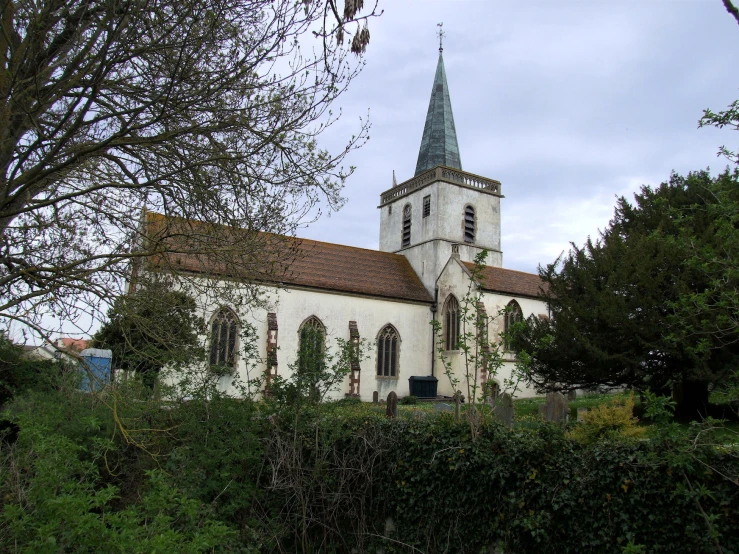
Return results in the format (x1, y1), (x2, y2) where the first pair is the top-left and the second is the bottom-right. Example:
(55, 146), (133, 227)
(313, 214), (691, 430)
(392, 169), (397, 187)
(414, 43), (462, 176)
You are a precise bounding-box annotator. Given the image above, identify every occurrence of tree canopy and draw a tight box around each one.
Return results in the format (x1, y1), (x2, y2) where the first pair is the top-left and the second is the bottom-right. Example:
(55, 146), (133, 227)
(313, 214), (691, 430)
(0, 0), (379, 340)
(93, 278), (205, 388)
(511, 169), (739, 415)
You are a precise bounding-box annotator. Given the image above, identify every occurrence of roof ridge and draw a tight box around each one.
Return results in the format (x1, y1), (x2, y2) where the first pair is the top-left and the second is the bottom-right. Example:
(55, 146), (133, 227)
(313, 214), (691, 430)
(463, 261), (541, 278)
(291, 235), (405, 258)
(147, 211), (405, 260)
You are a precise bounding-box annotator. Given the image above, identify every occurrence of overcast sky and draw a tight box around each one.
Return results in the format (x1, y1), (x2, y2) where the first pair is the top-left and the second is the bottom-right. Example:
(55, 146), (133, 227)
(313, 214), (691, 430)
(300, 0), (739, 275)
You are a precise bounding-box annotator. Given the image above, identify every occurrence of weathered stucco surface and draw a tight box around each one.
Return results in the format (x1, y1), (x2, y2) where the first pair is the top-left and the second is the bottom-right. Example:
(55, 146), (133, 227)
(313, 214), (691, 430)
(379, 177), (503, 293)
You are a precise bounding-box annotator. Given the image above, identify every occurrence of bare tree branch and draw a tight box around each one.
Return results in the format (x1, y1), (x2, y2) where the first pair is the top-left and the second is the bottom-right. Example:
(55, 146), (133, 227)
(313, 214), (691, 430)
(0, 0), (381, 339)
(722, 0), (739, 26)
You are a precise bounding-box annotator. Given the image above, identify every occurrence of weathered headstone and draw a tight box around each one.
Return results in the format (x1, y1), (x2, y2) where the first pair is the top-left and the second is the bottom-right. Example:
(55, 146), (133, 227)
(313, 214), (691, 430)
(538, 404), (546, 419)
(386, 391), (398, 419)
(433, 403), (453, 413)
(493, 392), (514, 429)
(412, 410), (426, 421)
(577, 407), (589, 422)
(454, 391), (462, 421)
(372, 391), (378, 404)
(487, 392), (498, 409)
(567, 389), (577, 401)
(544, 392), (568, 424)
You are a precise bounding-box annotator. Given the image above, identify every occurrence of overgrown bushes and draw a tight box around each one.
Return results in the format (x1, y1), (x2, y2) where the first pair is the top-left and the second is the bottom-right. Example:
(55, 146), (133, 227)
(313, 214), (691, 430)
(1, 385), (738, 553)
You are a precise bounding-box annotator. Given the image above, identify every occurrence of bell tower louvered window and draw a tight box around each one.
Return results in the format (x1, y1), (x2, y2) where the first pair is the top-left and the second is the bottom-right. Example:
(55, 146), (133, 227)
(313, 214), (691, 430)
(443, 295), (460, 351)
(210, 308), (239, 368)
(423, 195), (431, 218)
(377, 325), (400, 378)
(464, 206), (475, 243)
(402, 204), (412, 247)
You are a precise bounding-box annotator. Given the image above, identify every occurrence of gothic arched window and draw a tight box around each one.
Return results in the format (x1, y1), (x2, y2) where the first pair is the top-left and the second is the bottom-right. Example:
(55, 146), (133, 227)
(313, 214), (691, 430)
(402, 204), (412, 247)
(443, 295), (460, 351)
(464, 205), (475, 243)
(298, 316), (326, 375)
(504, 300), (524, 351)
(377, 324), (400, 378)
(210, 308), (239, 368)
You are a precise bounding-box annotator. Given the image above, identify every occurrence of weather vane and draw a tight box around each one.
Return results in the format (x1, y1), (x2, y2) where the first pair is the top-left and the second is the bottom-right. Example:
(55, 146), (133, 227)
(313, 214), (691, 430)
(437, 22), (445, 53)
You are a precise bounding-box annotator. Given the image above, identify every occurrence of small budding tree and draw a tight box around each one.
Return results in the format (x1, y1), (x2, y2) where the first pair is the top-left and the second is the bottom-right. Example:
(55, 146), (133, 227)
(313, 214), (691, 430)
(432, 251), (519, 431)
(265, 329), (367, 408)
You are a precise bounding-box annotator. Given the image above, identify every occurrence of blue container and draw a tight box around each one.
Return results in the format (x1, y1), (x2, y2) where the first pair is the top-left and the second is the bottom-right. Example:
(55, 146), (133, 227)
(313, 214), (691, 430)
(79, 348), (113, 392)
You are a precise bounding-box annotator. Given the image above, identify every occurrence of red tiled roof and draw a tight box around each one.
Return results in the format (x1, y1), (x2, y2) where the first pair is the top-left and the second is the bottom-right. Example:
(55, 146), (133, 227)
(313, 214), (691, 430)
(463, 262), (547, 298)
(59, 337), (90, 351)
(144, 213), (433, 304)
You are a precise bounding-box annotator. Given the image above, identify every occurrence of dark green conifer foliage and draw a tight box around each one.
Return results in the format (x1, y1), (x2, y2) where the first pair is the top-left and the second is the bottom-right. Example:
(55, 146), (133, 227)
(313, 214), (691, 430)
(511, 169), (739, 417)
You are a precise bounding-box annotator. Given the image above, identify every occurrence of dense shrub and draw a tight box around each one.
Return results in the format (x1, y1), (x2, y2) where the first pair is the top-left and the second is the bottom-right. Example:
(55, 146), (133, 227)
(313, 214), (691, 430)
(1, 389), (738, 553)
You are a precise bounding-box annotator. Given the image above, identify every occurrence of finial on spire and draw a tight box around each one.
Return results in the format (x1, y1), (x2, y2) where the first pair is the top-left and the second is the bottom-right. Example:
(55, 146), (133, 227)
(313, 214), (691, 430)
(437, 22), (445, 53)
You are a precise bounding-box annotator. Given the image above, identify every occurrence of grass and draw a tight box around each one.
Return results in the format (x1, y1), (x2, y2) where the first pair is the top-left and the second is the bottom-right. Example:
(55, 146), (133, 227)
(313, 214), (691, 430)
(325, 393), (739, 444)
(513, 391), (620, 418)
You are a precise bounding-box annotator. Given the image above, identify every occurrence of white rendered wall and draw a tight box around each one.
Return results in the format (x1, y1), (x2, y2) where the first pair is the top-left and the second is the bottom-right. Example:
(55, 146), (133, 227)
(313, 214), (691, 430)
(379, 179), (503, 293)
(192, 282), (435, 401)
(434, 259), (546, 399)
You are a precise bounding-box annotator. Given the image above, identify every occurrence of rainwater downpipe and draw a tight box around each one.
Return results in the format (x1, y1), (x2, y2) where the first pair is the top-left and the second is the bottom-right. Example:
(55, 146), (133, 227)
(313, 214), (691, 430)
(430, 285), (438, 377)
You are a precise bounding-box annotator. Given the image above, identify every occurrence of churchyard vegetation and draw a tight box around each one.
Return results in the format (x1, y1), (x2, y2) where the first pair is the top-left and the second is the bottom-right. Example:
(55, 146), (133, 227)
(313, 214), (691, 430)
(92, 277), (206, 390)
(0, 0), (380, 343)
(2, 360), (739, 553)
(510, 168), (739, 419)
(431, 250), (511, 434)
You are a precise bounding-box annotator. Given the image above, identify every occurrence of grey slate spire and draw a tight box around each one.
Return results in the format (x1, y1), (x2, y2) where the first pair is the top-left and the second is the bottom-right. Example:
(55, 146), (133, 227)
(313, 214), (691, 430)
(414, 51), (462, 175)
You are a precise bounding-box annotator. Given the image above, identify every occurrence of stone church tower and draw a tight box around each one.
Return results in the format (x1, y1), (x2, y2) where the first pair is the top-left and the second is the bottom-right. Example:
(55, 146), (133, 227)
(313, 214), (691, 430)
(378, 49), (504, 294)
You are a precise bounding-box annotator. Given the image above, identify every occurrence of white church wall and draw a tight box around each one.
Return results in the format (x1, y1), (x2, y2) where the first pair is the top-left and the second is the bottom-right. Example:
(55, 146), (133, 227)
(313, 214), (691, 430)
(434, 259), (545, 399)
(479, 293), (545, 399)
(379, 180), (503, 294)
(379, 179), (502, 257)
(189, 280), (435, 401)
(436, 183), (501, 255)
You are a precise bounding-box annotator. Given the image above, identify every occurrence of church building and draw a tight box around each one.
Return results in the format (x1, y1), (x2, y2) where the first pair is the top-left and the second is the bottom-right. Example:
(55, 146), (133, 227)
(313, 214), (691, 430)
(151, 48), (549, 401)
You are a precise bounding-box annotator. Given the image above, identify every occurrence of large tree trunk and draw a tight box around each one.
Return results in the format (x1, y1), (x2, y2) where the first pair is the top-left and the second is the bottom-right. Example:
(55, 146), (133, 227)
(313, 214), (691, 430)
(673, 379), (710, 420)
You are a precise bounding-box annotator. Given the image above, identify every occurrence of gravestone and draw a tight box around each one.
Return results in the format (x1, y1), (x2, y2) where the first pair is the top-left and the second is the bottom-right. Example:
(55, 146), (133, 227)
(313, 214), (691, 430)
(412, 410), (426, 421)
(433, 403), (453, 413)
(372, 391), (378, 404)
(386, 391), (398, 419)
(487, 392), (498, 409)
(493, 393), (514, 429)
(544, 392), (568, 423)
(538, 404), (546, 419)
(577, 407), (589, 422)
(567, 389), (577, 401)
(454, 391), (462, 421)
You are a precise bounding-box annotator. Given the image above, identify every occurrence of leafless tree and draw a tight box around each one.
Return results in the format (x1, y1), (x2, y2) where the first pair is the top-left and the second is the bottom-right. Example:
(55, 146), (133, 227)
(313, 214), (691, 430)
(0, 0), (380, 341)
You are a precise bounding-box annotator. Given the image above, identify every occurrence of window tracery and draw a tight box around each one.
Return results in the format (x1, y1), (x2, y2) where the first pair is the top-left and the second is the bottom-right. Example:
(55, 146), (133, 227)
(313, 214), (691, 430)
(504, 300), (524, 351)
(377, 324), (399, 378)
(443, 295), (460, 351)
(210, 308), (239, 368)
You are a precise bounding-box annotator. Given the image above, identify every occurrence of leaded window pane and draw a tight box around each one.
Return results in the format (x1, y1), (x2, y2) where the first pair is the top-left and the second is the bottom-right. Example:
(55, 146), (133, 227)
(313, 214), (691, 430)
(377, 325), (400, 378)
(298, 316), (325, 376)
(210, 309), (239, 368)
(444, 296), (460, 350)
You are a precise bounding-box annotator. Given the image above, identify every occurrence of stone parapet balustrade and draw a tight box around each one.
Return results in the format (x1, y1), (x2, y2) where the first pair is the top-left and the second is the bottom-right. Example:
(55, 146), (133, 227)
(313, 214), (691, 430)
(379, 166), (502, 205)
